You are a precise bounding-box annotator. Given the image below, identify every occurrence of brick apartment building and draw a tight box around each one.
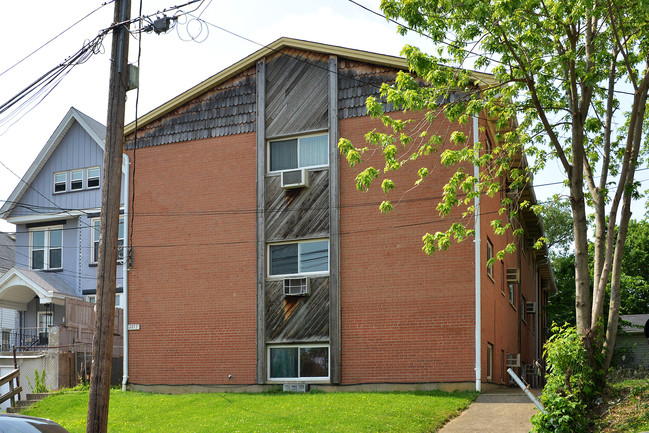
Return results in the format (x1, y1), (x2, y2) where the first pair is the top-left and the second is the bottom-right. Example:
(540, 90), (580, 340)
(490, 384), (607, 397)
(121, 38), (555, 392)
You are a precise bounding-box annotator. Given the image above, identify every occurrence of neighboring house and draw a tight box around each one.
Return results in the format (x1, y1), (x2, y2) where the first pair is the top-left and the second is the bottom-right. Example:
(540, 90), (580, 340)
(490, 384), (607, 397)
(0, 107), (127, 353)
(122, 38), (555, 392)
(0, 233), (18, 339)
(615, 314), (649, 370)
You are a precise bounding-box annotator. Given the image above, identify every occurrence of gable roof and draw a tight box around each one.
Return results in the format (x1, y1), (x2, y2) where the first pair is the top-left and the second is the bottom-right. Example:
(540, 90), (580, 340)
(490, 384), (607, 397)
(0, 107), (106, 219)
(124, 37), (497, 136)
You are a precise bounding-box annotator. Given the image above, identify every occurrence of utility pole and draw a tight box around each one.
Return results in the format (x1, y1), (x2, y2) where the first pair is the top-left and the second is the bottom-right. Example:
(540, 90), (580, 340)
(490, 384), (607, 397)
(86, 0), (131, 432)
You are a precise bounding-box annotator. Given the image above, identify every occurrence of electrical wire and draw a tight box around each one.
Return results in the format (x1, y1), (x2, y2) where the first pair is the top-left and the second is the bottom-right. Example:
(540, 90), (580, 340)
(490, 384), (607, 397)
(0, 1), (114, 79)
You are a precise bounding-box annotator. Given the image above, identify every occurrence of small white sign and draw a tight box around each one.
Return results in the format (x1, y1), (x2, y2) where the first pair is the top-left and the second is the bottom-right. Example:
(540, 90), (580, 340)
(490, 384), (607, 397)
(127, 324), (140, 331)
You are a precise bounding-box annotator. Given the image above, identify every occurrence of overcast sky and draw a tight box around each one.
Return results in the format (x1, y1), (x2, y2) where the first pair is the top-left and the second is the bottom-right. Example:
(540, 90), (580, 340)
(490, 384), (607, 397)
(0, 0), (608, 233)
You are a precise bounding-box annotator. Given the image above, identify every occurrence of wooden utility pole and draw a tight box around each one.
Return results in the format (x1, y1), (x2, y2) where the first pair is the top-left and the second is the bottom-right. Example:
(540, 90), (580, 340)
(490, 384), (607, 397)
(86, 0), (131, 432)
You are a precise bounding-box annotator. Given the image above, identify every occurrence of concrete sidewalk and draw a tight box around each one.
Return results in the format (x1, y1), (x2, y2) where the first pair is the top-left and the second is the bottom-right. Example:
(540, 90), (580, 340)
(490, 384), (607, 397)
(439, 388), (540, 433)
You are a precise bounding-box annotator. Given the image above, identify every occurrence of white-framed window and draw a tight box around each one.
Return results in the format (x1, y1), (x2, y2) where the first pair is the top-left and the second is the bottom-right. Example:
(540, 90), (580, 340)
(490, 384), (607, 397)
(30, 226), (63, 270)
(91, 216), (124, 264)
(268, 133), (328, 172)
(268, 239), (329, 277)
(509, 282), (516, 306)
(268, 344), (329, 381)
(86, 295), (96, 304)
(54, 172), (67, 193)
(87, 166), (100, 189)
(70, 169), (83, 191)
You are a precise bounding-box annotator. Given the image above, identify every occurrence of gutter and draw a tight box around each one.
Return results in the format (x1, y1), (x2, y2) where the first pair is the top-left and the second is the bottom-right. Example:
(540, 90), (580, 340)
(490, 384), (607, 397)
(473, 115), (481, 392)
(122, 153), (130, 392)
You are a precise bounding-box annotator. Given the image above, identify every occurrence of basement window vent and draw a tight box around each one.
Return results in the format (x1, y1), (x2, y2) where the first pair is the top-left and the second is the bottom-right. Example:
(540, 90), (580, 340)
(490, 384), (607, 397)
(283, 383), (309, 393)
(526, 302), (537, 314)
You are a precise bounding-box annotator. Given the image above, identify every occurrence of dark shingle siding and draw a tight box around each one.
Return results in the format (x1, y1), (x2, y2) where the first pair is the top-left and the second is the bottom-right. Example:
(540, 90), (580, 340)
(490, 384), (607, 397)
(126, 68), (256, 149)
(338, 58), (401, 119)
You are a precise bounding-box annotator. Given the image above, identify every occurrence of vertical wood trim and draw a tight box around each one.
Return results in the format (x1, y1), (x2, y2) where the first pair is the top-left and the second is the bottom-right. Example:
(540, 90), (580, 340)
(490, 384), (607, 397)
(328, 55), (341, 384)
(256, 59), (266, 384)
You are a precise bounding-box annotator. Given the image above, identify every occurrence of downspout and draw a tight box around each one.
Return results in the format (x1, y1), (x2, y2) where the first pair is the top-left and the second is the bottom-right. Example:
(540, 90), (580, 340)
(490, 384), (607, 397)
(473, 115), (481, 392)
(121, 153), (130, 392)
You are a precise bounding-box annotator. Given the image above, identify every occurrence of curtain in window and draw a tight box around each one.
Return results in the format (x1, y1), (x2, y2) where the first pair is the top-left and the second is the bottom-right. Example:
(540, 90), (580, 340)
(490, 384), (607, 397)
(270, 347), (298, 378)
(299, 241), (328, 273)
(299, 135), (328, 168)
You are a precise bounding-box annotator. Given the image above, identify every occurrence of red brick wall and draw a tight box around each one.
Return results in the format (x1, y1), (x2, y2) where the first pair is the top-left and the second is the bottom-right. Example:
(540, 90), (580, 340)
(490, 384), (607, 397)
(338, 114), (477, 383)
(125, 132), (257, 385)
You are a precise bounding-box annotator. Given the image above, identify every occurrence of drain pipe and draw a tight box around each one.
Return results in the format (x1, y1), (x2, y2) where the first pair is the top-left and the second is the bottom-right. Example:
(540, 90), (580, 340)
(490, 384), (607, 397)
(507, 368), (545, 412)
(121, 153), (130, 392)
(473, 115), (481, 392)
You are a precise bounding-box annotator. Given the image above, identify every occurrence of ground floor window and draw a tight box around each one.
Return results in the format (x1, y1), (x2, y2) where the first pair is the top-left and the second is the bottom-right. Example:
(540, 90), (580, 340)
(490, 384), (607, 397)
(268, 345), (329, 381)
(487, 343), (493, 381)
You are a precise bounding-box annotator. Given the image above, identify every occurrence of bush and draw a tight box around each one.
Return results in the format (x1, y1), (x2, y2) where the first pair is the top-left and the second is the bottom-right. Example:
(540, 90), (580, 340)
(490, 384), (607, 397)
(532, 324), (604, 433)
(28, 369), (49, 394)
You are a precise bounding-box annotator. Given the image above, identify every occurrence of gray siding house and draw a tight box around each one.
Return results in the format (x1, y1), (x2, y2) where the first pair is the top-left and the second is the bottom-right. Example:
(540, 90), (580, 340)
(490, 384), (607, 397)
(0, 107), (127, 350)
(615, 314), (649, 370)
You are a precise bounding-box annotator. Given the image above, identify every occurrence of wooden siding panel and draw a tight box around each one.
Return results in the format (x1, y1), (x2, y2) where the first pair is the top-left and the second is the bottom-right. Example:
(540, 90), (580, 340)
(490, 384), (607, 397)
(265, 49), (328, 138)
(264, 170), (329, 241)
(125, 68), (256, 149)
(265, 277), (329, 343)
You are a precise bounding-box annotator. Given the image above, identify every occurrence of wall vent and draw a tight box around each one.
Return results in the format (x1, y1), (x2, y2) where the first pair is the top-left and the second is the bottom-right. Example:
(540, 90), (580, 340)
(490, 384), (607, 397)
(283, 277), (310, 296)
(526, 301), (537, 314)
(506, 353), (521, 368)
(283, 383), (309, 392)
(280, 168), (309, 189)
(506, 268), (519, 283)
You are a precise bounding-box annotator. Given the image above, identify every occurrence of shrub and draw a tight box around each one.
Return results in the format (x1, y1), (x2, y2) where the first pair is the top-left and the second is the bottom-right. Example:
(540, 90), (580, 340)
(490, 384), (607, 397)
(532, 324), (604, 433)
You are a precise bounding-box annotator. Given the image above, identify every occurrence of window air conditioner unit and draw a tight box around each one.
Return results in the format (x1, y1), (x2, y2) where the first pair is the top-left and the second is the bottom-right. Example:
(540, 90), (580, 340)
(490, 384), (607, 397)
(506, 268), (519, 283)
(526, 301), (537, 314)
(506, 353), (521, 368)
(283, 277), (310, 296)
(281, 168), (309, 189)
(283, 383), (309, 393)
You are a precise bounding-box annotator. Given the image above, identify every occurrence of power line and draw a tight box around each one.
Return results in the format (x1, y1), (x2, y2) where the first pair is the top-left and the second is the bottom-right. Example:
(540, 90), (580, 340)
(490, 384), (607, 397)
(345, 0), (637, 97)
(0, 1), (114, 79)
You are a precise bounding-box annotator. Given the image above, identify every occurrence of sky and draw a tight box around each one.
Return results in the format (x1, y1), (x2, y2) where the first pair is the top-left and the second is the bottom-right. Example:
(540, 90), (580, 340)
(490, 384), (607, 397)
(0, 0), (634, 234)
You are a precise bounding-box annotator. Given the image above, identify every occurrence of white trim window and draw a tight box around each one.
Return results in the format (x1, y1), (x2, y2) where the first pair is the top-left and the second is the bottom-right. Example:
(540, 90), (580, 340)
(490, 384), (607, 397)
(30, 227), (63, 270)
(87, 166), (100, 189)
(91, 216), (124, 264)
(268, 133), (328, 172)
(268, 345), (329, 381)
(53, 172), (67, 193)
(268, 239), (329, 277)
(70, 169), (83, 191)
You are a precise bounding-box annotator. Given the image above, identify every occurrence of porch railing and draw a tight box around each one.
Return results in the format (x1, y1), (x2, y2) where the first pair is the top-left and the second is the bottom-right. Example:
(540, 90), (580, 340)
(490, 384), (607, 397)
(0, 328), (50, 351)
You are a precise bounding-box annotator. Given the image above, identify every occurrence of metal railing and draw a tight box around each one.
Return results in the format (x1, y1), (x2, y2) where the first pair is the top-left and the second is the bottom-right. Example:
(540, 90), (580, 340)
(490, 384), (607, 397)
(0, 328), (50, 352)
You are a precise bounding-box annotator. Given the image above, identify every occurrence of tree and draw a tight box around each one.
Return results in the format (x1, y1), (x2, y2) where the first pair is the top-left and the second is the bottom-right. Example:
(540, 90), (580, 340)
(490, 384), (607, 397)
(339, 0), (649, 376)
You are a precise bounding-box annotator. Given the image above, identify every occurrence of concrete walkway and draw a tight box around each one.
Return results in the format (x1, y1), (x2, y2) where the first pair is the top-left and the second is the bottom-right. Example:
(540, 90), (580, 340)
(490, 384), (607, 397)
(439, 388), (540, 433)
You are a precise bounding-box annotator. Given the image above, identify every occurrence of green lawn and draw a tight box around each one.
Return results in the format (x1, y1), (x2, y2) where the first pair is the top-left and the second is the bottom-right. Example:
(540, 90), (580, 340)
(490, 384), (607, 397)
(23, 389), (477, 433)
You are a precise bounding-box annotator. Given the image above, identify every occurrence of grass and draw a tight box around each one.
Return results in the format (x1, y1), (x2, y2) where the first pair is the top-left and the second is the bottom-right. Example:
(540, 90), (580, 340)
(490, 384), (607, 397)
(598, 378), (649, 433)
(23, 389), (478, 433)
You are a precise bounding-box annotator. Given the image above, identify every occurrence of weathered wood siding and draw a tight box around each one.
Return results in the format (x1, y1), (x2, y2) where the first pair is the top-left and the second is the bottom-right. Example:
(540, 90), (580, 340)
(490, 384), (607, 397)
(265, 49), (329, 138)
(125, 68), (256, 149)
(265, 277), (329, 343)
(264, 170), (329, 241)
(262, 49), (332, 347)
